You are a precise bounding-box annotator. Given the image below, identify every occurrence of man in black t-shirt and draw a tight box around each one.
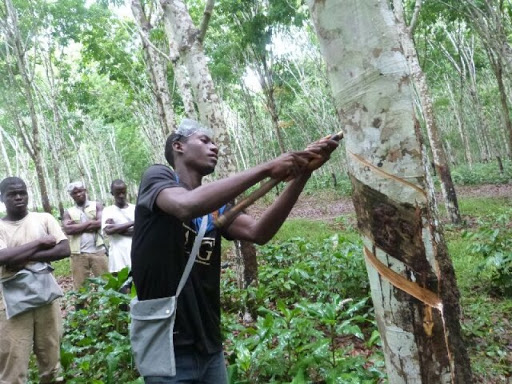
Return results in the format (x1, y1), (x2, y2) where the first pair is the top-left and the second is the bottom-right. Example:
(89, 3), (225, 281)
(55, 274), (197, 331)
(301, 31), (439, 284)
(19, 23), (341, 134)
(131, 118), (338, 383)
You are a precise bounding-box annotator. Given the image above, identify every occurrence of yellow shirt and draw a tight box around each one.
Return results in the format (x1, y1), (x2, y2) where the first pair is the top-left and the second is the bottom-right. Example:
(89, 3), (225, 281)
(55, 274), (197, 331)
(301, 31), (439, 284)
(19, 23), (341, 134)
(0, 212), (67, 279)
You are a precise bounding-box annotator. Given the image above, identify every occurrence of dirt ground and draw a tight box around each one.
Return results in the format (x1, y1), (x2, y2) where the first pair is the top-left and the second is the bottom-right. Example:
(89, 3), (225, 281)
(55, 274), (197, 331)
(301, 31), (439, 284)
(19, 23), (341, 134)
(57, 183), (511, 293)
(248, 183), (512, 222)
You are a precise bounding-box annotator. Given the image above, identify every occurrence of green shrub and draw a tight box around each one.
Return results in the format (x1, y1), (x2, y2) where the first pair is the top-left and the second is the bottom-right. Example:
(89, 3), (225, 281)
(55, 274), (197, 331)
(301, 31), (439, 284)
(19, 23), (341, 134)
(451, 160), (512, 185)
(464, 212), (512, 296)
(28, 238), (382, 383)
(222, 235), (385, 383)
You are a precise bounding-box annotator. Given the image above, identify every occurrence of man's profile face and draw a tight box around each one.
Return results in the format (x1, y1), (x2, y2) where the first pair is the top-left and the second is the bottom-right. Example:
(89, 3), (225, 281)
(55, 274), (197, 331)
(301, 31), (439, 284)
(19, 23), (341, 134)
(111, 184), (127, 207)
(70, 187), (87, 205)
(2, 183), (29, 218)
(181, 133), (219, 175)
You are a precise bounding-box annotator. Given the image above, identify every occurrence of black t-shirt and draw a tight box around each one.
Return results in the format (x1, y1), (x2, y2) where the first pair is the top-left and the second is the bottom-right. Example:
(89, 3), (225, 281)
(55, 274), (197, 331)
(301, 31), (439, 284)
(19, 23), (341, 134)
(131, 164), (227, 354)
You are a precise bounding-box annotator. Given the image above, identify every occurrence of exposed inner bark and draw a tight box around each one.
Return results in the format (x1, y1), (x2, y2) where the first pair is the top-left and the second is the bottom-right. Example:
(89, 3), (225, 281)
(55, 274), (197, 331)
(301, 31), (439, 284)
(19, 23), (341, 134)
(351, 175), (432, 280)
(351, 175), (456, 382)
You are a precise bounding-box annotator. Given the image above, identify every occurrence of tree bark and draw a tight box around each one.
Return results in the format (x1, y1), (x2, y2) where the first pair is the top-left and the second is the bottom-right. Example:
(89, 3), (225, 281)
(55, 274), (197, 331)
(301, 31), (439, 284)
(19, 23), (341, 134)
(487, 48), (512, 158)
(393, 0), (461, 224)
(0, 126), (13, 175)
(161, 8), (197, 119)
(160, 0), (236, 177)
(131, 0), (175, 137)
(257, 53), (286, 154)
(308, 1), (472, 382)
(446, 79), (473, 166)
(43, 51), (66, 218)
(5, 0), (51, 213)
(161, 0), (257, 287)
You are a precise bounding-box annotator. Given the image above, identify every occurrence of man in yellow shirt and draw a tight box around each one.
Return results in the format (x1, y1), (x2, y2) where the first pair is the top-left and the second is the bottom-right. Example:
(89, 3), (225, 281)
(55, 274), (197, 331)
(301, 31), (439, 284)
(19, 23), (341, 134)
(0, 177), (70, 384)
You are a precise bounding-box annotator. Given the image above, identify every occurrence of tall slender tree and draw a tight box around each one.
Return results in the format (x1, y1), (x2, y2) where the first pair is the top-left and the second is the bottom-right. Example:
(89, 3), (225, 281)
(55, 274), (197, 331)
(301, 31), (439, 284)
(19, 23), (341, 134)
(131, 0), (175, 136)
(393, 0), (461, 224)
(2, 0), (52, 212)
(160, 0), (258, 289)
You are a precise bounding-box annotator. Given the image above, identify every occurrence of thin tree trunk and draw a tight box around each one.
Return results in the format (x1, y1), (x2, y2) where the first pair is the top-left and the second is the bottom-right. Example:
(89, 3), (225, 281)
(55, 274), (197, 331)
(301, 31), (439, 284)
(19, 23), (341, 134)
(487, 49), (512, 158)
(240, 81), (262, 166)
(0, 126), (13, 175)
(43, 51), (66, 218)
(308, 1), (472, 382)
(393, 0), (461, 224)
(258, 56), (286, 154)
(461, 41), (492, 162)
(131, 0), (175, 136)
(446, 79), (473, 165)
(161, 0), (257, 288)
(5, 0), (51, 213)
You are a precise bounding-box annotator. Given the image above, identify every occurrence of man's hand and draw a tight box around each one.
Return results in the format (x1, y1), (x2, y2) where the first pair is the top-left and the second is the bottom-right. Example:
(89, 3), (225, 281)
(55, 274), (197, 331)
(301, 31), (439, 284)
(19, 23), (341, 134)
(39, 235), (57, 249)
(304, 136), (340, 172)
(266, 152), (312, 181)
(105, 218), (114, 224)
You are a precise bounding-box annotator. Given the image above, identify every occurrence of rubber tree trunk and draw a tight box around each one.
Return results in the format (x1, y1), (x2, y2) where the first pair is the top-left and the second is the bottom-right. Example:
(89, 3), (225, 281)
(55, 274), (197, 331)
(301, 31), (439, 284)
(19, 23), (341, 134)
(0, 127), (13, 175)
(45, 53), (66, 218)
(162, 13), (197, 119)
(308, 1), (472, 382)
(257, 55), (286, 154)
(393, 0), (461, 224)
(5, 0), (51, 213)
(160, 0), (235, 176)
(487, 49), (512, 158)
(161, 0), (258, 287)
(131, 0), (175, 137)
(446, 79), (473, 166)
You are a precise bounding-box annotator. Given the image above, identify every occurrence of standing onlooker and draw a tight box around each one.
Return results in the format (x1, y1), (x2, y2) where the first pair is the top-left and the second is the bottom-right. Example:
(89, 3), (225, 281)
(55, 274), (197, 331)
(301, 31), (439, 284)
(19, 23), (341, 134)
(0, 177), (70, 384)
(62, 181), (108, 290)
(102, 179), (135, 274)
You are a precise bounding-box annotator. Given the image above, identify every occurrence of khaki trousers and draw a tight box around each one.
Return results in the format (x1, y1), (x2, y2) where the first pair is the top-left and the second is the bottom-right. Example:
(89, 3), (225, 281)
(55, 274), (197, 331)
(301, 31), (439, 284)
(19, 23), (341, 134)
(0, 300), (63, 384)
(71, 251), (109, 289)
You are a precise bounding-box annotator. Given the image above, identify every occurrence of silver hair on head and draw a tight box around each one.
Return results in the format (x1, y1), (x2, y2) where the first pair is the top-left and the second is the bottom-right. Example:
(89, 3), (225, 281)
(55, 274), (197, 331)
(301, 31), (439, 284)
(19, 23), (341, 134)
(174, 118), (213, 140)
(67, 181), (85, 194)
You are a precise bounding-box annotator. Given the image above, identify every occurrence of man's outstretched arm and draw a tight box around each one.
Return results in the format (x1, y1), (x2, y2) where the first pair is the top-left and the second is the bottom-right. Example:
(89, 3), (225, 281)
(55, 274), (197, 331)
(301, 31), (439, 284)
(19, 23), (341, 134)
(224, 137), (339, 244)
(224, 172), (311, 245)
(156, 152), (312, 222)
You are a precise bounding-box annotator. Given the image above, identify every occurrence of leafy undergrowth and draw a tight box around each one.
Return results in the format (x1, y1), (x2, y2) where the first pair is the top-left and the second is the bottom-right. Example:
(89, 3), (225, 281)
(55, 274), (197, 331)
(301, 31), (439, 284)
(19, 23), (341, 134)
(221, 235), (386, 383)
(450, 160), (512, 186)
(26, 190), (512, 383)
(446, 199), (512, 383)
(29, 235), (385, 383)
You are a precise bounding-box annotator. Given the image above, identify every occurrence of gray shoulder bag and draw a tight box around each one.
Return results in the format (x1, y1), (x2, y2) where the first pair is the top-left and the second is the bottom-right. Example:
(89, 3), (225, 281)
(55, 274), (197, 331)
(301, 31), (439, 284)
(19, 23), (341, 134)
(1, 262), (63, 319)
(129, 215), (208, 377)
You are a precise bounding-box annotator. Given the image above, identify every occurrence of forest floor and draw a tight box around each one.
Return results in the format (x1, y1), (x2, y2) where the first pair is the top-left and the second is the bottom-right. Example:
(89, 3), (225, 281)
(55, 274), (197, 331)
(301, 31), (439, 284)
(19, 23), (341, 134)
(58, 183), (512, 293)
(56, 183), (512, 382)
(250, 183), (512, 222)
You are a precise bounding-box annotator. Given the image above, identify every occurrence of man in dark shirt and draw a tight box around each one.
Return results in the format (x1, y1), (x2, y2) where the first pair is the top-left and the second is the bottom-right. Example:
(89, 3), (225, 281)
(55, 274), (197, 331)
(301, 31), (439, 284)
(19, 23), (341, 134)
(131, 118), (338, 383)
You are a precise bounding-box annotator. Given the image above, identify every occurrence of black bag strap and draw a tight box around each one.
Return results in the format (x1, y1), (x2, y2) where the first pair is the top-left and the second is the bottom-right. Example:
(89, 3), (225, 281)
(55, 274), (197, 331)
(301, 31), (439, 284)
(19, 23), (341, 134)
(176, 215), (208, 298)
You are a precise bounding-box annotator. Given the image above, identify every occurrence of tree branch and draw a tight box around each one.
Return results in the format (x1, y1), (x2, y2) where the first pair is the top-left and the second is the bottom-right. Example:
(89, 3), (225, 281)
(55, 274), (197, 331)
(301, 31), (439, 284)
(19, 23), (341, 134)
(130, 0), (172, 62)
(409, 0), (422, 35)
(198, 0), (215, 43)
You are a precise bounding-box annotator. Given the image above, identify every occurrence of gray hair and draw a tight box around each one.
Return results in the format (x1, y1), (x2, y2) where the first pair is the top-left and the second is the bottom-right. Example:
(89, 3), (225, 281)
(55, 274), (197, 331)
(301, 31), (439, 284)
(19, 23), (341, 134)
(67, 181), (85, 194)
(175, 118), (213, 139)
(165, 119), (214, 167)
